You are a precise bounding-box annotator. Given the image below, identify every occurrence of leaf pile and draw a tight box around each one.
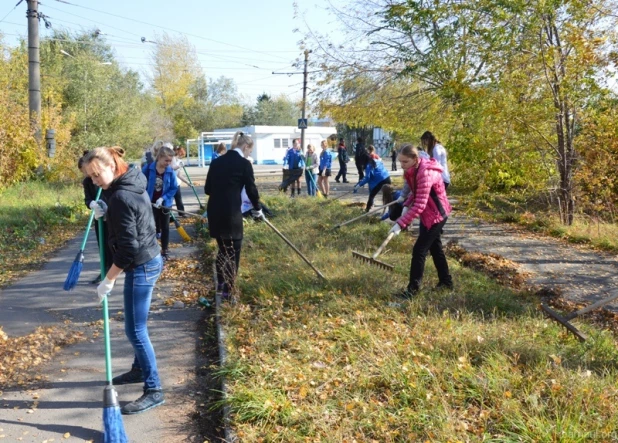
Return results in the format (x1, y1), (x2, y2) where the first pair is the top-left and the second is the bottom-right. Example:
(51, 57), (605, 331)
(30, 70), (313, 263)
(445, 239), (530, 289)
(159, 252), (214, 306)
(0, 326), (85, 388)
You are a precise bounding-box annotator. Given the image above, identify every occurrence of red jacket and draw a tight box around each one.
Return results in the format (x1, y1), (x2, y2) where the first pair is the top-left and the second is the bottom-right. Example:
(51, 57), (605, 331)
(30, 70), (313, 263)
(398, 158), (451, 229)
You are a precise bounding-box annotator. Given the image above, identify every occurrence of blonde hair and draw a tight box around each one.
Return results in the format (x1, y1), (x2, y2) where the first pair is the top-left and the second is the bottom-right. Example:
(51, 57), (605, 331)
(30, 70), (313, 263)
(307, 144), (315, 152)
(157, 146), (174, 161)
(231, 131), (253, 149)
(83, 146), (128, 177)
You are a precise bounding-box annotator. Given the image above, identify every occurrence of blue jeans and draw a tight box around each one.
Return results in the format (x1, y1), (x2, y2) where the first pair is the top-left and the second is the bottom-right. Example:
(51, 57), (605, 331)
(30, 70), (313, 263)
(124, 254), (163, 390)
(305, 170), (317, 196)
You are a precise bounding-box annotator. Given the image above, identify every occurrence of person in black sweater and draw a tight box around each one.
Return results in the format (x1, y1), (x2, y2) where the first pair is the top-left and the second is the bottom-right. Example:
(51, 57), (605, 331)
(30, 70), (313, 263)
(354, 137), (369, 182)
(82, 146), (165, 415)
(205, 131), (261, 300)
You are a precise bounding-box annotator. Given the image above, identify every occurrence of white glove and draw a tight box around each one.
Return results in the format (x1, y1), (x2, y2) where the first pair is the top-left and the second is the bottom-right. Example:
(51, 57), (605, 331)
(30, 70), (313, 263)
(177, 160), (184, 167)
(251, 208), (264, 219)
(93, 200), (107, 220)
(402, 207), (409, 217)
(154, 198), (164, 208)
(396, 195), (405, 204)
(96, 277), (115, 304)
(353, 185), (359, 194)
(89, 200), (97, 210)
(282, 165), (289, 170)
(389, 223), (402, 236)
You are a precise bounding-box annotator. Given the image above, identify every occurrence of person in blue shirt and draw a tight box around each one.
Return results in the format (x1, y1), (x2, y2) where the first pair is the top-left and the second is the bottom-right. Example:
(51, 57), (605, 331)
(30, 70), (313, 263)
(317, 139), (333, 198)
(211, 142), (227, 162)
(142, 144), (178, 260)
(282, 139), (305, 197)
(354, 156), (391, 212)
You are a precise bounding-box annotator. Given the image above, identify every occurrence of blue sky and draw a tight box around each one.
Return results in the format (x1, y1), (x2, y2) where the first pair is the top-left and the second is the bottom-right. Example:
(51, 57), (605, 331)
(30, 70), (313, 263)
(0, 0), (338, 102)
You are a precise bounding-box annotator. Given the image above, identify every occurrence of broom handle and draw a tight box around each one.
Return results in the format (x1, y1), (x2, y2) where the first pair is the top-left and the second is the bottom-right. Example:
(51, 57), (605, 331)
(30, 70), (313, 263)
(335, 200), (398, 229)
(98, 217), (113, 384)
(155, 204), (206, 219)
(181, 165), (204, 206)
(373, 232), (396, 259)
(80, 187), (103, 251)
(261, 216), (327, 281)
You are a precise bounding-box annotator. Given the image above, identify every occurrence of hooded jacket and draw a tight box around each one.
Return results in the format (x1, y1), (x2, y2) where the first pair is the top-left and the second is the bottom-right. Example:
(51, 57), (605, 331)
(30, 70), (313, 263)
(357, 159), (390, 191)
(142, 162), (178, 207)
(106, 167), (160, 270)
(398, 158), (451, 230)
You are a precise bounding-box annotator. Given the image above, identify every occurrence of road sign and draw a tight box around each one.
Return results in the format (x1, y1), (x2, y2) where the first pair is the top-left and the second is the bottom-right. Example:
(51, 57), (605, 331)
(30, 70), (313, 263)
(298, 118), (308, 129)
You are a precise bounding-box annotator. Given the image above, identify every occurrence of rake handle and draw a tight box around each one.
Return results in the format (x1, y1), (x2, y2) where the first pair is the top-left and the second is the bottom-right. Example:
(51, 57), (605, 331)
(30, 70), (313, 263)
(261, 216), (327, 281)
(568, 291), (618, 320)
(334, 200), (399, 229)
(330, 190), (355, 201)
(373, 232), (396, 259)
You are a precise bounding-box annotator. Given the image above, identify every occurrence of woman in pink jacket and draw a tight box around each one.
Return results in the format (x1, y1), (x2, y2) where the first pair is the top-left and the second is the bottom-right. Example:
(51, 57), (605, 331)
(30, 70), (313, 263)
(389, 144), (453, 298)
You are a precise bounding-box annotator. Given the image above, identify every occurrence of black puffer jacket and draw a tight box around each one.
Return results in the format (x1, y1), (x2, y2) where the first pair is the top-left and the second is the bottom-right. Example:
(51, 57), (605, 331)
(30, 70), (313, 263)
(106, 167), (160, 269)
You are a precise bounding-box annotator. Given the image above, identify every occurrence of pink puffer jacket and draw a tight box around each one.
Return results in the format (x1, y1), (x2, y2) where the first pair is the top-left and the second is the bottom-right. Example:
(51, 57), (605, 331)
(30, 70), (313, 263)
(397, 158), (451, 229)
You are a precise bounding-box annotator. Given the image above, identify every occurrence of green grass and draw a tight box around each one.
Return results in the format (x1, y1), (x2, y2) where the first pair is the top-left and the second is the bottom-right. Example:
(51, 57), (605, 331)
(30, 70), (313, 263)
(0, 180), (86, 287)
(217, 196), (618, 441)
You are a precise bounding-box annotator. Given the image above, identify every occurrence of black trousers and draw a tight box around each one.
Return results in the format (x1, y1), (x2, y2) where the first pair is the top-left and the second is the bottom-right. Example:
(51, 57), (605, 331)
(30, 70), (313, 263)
(215, 237), (242, 291)
(366, 177), (392, 212)
(392, 159), (397, 171)
(408, 217), (452, 291)
(335, 162), (347, 181)
(153, 206), (170, 252)
(355, 161), (365, 180)
(174, 187), (185, 212)
(94, 219), (113, 272)
(389, 203), (403, 221)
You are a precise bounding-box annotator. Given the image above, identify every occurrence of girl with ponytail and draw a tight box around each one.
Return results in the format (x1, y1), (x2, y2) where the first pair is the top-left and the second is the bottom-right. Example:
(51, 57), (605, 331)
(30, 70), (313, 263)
(82, 146), (165, 415)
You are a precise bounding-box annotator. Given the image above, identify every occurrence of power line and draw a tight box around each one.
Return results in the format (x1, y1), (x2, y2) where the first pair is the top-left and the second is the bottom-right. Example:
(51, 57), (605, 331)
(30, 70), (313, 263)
(0, 0), (23, 25)
(49, 0), (293, 61)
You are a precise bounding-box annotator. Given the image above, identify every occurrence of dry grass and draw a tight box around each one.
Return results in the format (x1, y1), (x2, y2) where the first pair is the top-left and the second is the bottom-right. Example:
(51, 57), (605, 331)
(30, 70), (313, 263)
(216, 196), (618, 441)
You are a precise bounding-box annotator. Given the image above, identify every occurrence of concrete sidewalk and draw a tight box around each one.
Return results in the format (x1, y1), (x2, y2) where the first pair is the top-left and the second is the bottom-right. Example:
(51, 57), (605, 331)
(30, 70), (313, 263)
(0, 183), (208, 443)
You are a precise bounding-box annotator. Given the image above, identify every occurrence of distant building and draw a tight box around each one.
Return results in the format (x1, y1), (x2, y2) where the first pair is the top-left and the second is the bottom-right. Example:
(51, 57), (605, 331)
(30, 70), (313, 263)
(192, 125), (337, 166)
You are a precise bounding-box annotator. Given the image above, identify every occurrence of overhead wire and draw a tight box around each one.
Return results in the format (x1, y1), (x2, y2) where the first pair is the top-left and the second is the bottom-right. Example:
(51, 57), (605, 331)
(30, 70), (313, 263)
(49, 0), (293, 61)
(0, 0), (22, 25)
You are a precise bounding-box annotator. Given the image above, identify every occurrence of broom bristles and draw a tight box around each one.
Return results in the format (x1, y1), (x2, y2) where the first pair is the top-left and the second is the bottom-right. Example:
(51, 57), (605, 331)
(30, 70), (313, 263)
(103, 406), (128, 443)
(177, 225), (192, 242)
(63, 251), (84, 291)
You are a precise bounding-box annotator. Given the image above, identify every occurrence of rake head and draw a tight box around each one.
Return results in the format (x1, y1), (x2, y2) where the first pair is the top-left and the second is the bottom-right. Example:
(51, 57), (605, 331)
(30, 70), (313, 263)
(352, 251), (394, 271)
(541, 303), (587, 342)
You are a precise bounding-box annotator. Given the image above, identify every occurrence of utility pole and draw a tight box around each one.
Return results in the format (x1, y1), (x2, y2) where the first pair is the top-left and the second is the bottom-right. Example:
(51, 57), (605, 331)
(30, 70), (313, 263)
(272, 50), (314, 150)
(300, 49), (312, 151)
(26, 0), (41, 142)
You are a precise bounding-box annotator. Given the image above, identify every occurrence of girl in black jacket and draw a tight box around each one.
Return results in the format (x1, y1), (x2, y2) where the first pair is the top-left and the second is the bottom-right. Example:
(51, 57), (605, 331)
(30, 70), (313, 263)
(205, 131), (261, 300)
(82, 146), (165, 415)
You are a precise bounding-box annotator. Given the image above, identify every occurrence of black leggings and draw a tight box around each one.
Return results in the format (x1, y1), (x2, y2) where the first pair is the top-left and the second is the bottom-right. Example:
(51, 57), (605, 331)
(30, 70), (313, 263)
(174, 187), (185, 212)
(94, 219), (113, 272)
(152, 206), (170, 252)
(215, 237), (242, 291)
(366, 177), (392, 212)
(408, 218), (452, 291)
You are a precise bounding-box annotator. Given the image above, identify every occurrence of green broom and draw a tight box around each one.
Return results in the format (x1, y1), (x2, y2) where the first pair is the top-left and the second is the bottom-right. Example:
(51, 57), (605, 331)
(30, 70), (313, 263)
(63, 188), (102, 291)
(98, 217), (129, 443)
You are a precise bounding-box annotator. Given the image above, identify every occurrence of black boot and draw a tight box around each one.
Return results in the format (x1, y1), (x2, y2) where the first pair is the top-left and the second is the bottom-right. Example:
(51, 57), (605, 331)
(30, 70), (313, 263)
(112, 367), (144, 385)
(121, 388), (165, 415)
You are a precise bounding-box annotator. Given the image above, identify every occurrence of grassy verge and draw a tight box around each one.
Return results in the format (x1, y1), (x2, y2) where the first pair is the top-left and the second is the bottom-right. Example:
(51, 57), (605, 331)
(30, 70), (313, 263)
(0, 180), (86, 287)
(217, 196), (618, 441)
(452, 190), (618, 253)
